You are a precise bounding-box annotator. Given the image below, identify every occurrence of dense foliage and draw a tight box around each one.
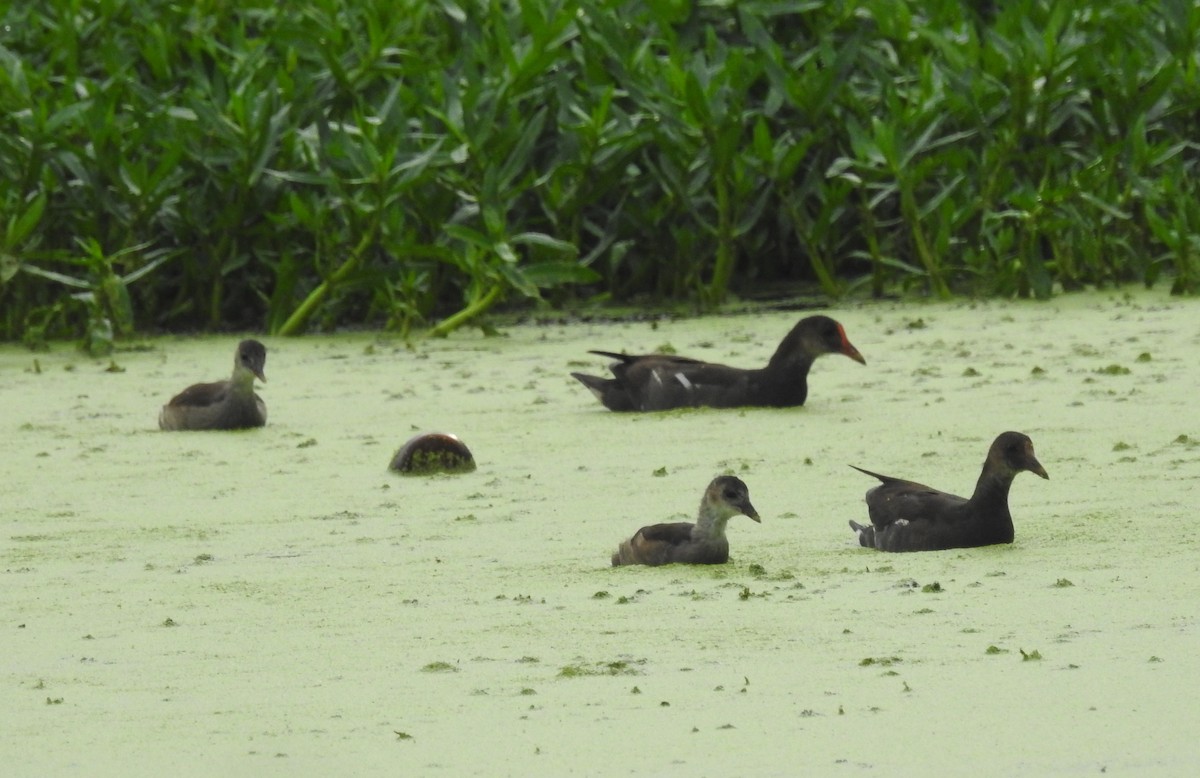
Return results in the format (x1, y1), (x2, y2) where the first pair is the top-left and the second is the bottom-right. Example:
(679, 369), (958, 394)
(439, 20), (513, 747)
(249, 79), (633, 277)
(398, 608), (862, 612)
(2, 0), (1197, 348)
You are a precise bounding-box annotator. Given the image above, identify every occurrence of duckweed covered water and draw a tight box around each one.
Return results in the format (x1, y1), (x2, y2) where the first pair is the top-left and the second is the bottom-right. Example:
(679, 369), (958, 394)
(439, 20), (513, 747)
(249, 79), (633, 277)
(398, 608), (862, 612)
(3, 289), (1199, 775)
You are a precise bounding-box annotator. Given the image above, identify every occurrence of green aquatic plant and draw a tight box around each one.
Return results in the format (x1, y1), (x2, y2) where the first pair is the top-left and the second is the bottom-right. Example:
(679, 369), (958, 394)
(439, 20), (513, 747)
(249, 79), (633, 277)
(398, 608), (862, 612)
(557, 659), (642, 678)
(3, 1), (1197, 343)
(421, 661), (458, 673)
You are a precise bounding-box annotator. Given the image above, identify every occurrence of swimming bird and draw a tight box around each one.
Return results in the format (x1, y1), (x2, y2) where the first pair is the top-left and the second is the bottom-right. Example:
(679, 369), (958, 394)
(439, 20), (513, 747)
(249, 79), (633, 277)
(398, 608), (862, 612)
(612, 475), (761, 566)
(158, 339), (268, 431)
(848, 431), (1049, 552)
(572, 315), (865, 412)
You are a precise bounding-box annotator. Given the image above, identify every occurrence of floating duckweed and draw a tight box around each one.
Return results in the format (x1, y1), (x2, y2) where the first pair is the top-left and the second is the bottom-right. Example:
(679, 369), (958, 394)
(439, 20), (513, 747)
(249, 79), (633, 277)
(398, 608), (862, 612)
(558, 660), (642, 678)
(422, 661), (458, 673)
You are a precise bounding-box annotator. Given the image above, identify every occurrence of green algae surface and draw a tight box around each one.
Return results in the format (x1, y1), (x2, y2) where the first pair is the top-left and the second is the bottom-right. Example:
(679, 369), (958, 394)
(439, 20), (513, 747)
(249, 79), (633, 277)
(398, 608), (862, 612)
(2, 289), (1198, 775)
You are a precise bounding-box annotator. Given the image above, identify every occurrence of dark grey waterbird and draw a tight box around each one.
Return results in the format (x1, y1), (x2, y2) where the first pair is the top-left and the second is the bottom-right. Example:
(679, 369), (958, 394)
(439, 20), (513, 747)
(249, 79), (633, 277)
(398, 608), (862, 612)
(572, 315), (865, 412)
(849, 431), (1049, 552)
(612, 476), (761, 566)
(158, 340), (268, 431)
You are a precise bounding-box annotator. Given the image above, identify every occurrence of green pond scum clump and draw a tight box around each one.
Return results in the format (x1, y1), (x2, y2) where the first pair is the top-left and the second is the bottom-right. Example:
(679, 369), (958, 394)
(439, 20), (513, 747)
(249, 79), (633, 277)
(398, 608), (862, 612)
(558, 660), (644, 678)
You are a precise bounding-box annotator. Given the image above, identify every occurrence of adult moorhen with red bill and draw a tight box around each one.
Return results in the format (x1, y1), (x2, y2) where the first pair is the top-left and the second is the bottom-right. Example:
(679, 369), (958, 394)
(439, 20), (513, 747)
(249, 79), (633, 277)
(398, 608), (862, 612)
(572, 315), (865, 412)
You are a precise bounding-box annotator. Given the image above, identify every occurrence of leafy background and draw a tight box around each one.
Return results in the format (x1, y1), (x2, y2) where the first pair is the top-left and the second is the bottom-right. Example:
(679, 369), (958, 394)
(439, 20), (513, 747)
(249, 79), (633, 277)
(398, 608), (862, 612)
(2, 0), (1197, 350)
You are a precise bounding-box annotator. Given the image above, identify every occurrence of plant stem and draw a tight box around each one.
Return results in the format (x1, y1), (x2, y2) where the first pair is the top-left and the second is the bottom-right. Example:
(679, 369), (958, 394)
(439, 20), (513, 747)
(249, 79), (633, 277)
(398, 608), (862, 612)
(275, 229), (375, 336)
(706, 172), (734, 306)
(427, 283), (504, 338)
(899, 183), (949, 298)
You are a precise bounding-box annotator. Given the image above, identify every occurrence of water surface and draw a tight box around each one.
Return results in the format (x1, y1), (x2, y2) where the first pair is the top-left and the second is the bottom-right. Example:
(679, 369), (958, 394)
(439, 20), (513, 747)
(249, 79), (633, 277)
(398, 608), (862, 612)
(3, 289), (1197, 775)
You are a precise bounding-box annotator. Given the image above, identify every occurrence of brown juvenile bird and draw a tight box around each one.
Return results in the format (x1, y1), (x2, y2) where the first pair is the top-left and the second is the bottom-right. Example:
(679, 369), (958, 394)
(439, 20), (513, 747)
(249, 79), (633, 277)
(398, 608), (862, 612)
(612, 476), (761, 566)
(158, 340), (268, 431)
(572, 315), (865, 412)
(848, 431), (1049, 552)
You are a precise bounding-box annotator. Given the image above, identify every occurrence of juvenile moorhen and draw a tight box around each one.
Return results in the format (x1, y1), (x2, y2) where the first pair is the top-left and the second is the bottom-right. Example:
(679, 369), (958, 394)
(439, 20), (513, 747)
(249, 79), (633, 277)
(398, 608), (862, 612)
(848, 431), (1049, 552)
(572, 315), (865, 412)
(612, 475), (761, 566)
(158, 340), (268, 431)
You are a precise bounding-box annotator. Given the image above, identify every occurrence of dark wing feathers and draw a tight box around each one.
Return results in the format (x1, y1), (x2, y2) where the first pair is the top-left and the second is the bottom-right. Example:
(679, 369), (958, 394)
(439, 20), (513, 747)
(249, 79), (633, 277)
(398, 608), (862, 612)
(851, 465), (967, 529)
(588, 351), (707, 367)
(166, 380), (231, 409)
(633, 522), (695, 546)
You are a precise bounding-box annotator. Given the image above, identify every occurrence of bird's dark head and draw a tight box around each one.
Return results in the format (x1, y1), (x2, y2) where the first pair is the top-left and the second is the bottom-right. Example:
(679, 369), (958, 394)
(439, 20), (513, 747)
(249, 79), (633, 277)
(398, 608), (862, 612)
(989, 431), (1048, 480)
(774, 315), (865, 368)
(236, 339), (268, 383)
(706, 475), (761, 523)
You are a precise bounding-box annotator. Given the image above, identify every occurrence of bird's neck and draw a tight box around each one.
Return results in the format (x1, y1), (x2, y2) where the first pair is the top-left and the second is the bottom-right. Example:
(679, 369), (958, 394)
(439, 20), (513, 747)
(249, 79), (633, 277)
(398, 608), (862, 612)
(765, 346), (816, 375)
(969, 468), (1015, 506)
(229, 366), (259, 395)
(692, 508), (732, 541)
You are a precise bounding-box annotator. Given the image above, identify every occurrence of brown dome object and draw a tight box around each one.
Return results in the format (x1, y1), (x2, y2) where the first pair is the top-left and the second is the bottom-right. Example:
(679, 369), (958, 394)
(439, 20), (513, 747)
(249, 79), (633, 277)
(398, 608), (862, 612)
(389, 433), (476, 475)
